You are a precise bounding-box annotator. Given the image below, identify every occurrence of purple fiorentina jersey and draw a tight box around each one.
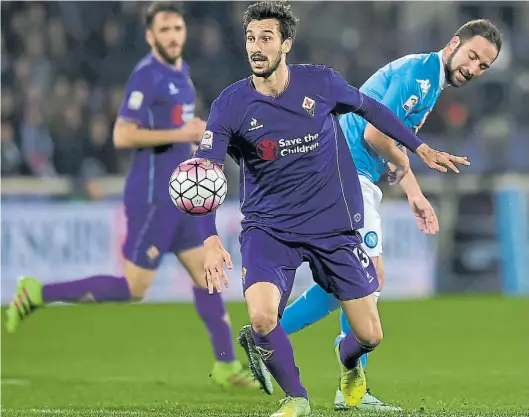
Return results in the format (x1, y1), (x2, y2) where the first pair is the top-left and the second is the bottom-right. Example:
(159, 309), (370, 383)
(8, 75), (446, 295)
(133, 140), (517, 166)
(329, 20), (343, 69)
(195, 65), (368, 237)
(118, 53), (195, 207)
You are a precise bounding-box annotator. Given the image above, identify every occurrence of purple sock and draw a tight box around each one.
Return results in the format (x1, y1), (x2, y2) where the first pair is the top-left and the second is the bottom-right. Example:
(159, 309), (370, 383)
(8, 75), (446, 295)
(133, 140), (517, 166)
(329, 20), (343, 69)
(339, 332), (377, 369)
(253, 324), (308, 399)
(42, 275), (131, 303)
(192, 286), (236, 363)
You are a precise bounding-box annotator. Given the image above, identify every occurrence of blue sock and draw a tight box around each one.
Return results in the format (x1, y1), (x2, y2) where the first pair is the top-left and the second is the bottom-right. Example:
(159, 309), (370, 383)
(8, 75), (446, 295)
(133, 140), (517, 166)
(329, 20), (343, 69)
(339, 309), (368, 369)
(280, 284), (340, 335)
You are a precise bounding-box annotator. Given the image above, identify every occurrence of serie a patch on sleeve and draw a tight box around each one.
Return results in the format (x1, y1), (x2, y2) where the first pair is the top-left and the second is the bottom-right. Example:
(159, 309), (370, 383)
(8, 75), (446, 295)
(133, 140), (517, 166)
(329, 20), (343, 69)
(128, 91), (144, 110)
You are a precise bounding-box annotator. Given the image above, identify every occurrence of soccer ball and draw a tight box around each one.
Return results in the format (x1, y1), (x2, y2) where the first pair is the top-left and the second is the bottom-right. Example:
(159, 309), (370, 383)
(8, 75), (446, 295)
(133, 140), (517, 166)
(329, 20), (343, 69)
(169, 158), (227, 215)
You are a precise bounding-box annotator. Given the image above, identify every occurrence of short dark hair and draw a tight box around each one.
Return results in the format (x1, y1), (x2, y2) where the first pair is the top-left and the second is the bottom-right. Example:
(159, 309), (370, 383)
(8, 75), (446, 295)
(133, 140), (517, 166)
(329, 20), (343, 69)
(145, 2), (184, 28)
(454, 19), (502, 53)
(243, 1), (299, 42)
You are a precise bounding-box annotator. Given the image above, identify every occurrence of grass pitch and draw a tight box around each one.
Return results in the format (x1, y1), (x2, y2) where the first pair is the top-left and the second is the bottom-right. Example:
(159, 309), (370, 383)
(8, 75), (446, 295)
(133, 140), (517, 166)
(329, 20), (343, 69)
(2, 296), (528, 416)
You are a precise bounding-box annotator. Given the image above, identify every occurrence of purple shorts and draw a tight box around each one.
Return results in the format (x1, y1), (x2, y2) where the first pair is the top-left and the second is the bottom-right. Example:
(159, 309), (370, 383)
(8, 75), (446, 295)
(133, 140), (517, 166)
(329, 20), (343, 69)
(123, 203), (204, 270)
(240, 227), (379, 316)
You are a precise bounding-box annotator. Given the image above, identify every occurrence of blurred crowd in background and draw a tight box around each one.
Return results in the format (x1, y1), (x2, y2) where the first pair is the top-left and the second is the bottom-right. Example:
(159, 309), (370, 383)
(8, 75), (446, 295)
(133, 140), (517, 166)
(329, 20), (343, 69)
(2, 1), (529, 197)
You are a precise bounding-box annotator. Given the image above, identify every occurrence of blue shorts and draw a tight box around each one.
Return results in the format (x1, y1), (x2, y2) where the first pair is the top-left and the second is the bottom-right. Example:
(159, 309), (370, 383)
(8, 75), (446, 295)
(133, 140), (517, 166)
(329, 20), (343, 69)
(240, 227), (379, 316)
(122, 203), (204, 270)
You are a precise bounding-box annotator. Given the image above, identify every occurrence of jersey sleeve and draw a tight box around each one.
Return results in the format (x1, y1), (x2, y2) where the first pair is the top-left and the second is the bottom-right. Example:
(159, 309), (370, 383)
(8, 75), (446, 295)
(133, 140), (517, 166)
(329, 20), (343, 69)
(327, 68), (364, 115)
(327, 68), (423, 152)
(118, 71), (156, 126)
(194, 99), (232, 165)
(380, 70), (423, 126)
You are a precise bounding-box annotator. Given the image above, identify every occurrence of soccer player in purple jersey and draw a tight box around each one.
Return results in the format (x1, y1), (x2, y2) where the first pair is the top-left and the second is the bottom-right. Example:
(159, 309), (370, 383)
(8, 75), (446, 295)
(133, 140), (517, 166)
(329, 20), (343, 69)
(5, 2), (257, 389)
(191, 2), (470, 416)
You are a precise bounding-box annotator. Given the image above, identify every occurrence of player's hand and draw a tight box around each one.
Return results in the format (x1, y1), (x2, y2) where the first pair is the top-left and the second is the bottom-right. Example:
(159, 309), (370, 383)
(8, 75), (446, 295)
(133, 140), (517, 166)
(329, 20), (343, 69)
(408, 194), (439, 235)
(203, 235), (233, 294)
(415, 144), (471, 173)
(181, 118), (207, 143)
(387, 161), (410, 186)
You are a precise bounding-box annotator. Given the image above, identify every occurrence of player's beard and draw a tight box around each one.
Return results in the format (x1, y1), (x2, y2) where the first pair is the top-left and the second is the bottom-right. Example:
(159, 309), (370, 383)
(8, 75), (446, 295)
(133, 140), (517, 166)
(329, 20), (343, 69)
(154, 39), (181, 65)
(445, 45), (473, 87)
(250, 49), (282, 79)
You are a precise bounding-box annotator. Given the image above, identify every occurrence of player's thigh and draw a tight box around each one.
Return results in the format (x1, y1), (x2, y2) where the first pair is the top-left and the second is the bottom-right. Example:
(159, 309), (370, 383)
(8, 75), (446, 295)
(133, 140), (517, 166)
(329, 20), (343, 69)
(371, 255), (385, 290)
(122, 204), (177, 298)
(241, 228), (303, 333)
(340, 294), (383, 346)
(172, 215), (208, 288)
(177, 246), (207, 288)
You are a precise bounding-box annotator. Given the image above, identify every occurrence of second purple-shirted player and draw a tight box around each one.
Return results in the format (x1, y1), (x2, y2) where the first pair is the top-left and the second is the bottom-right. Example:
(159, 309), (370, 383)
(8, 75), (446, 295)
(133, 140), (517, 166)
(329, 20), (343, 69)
(5, 2), (258, 390)
(192, 3), (470, 416)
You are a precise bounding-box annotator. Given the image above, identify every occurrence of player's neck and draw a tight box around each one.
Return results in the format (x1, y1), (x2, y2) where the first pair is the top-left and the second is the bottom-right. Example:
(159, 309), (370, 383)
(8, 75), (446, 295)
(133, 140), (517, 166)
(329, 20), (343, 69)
(252, 63), (289, 97)
(152, 50), (183, 70)
(440, 47), (450, 65)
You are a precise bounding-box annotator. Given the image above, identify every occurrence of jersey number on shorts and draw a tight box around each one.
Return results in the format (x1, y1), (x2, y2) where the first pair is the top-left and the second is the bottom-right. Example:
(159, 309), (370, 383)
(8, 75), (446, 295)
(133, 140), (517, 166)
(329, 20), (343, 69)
(352, 246), (370, 269)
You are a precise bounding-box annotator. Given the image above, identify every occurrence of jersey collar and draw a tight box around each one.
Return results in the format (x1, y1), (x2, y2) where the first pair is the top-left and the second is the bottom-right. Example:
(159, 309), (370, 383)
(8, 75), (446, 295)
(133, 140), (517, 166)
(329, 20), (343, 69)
(437, 50), (448, 90)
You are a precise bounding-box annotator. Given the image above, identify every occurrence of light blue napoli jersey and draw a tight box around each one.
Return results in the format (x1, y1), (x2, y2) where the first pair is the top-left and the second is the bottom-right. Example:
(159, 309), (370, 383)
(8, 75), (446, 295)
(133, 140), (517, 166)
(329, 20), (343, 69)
(339, 52), (446, 183)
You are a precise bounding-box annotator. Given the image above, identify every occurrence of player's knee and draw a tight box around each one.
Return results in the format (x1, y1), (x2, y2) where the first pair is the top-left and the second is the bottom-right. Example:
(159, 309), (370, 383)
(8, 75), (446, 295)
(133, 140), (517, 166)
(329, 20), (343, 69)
(126, 280), (149, 300)
(123, 261), (156, 301)
(369, 327), (384, 346)
(123, 273), (151, 301)
(358, 324), (383, 347)
(249, 308), (278, 335)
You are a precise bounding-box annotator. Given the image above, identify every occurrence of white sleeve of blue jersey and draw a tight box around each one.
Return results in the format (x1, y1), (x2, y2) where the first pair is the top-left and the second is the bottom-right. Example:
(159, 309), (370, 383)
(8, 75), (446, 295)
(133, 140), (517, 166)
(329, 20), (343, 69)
(379, 65), (425, 126)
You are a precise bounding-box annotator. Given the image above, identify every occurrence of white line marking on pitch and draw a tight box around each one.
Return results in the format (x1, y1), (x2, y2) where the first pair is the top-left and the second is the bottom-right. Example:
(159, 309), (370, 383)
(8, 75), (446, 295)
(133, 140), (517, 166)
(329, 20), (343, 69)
(1, 378), (30, 385)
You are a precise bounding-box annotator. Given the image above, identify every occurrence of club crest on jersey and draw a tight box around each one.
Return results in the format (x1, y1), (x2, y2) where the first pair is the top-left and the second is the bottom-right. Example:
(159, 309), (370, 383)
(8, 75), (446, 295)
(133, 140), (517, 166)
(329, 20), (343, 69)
(200, 130), (213, 149)
(302, 96), (315, 116)
(403, 95), (419, 112)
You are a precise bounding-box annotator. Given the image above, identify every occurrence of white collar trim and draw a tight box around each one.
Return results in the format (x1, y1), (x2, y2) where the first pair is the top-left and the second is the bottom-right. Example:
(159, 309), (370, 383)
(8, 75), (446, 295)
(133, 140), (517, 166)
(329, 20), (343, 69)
(437, 50), (448, 90)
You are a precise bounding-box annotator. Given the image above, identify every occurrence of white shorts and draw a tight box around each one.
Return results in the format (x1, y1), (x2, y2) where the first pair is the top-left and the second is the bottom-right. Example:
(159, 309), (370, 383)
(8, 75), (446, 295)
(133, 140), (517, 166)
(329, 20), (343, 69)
(358, 175), (383, 257)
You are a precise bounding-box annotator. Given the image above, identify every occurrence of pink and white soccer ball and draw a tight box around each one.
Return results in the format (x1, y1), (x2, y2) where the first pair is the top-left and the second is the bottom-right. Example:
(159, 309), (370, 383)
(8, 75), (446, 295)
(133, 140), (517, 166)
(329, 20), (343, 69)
(169, 158), (227, 215)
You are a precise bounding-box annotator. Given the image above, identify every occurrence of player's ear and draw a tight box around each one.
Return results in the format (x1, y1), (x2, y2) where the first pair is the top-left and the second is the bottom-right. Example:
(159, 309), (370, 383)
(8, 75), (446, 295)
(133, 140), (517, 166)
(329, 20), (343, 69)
(145, 29), (154, 48)
(448, 36), (461, 52)
(281, 38), (292, 54)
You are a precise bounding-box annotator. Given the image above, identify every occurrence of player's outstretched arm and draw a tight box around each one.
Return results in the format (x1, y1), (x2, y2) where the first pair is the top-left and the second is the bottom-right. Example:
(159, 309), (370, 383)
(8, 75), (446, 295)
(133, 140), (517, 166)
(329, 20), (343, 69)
(329, 69), (470, 173)
(359, 97), (470, 173)
(113, 117), (206, 149)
